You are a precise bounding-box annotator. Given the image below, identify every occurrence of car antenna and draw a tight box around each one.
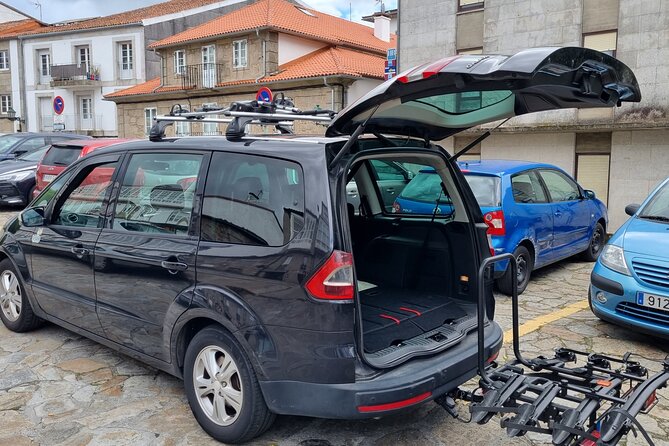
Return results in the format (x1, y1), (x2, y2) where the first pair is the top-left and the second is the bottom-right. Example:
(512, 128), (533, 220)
(451, 117), (511, 160)
(329, 104), (381, 169)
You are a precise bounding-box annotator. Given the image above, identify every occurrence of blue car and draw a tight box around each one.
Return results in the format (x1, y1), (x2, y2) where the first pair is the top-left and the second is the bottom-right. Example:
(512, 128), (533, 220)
(590, 177), (669, 338)
(393, 160), (608, 294)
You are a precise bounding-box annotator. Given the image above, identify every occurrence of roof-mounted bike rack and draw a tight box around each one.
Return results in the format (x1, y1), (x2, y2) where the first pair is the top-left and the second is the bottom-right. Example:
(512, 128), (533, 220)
(149, 95), (335, 142)
(439, 253), (669, 446)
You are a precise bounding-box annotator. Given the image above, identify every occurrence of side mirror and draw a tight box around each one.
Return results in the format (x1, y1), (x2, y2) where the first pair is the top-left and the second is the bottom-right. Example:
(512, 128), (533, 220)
(625, 203), (641, 216)
(20, 207), (45, 227)
(583, 189), (596, 200)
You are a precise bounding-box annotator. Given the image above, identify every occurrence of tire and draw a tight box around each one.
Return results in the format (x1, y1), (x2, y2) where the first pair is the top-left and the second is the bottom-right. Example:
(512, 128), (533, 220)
(496, 245), (533, 296)
(582, 222), (605, 262)
(26, 186), (36, 206)
(183, 326), (275, 444)
(0, 258), (43, 332)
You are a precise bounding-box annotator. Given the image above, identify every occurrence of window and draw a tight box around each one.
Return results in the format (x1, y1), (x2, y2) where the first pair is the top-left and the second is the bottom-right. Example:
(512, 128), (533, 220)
(539, 170), (581, 202)
(0, 51), (8, 70)
(76, 45), (90, 72)
(39, 51), (50, 77)
(175, 120), (190, 136)
(511, 171), (547, 204)
(118, 42), (133, 79)
(202, 120), (219, 136)
(80, 97), (92, 119)
(370, 160), (409, 181)
(52, 161), (119, 228)
(583, 30), (617, 57)
(459, 0), (484, 11)
(173, 50), (185, 75)
(0, 95), (11, 114)
(144, 108), (157, 136)
(233, 40), (247, 68)
(464, 174), (501, 207)
(113, 153), (203, 235)
(16, 137), (47, 153)
(201, 152), (305, 246)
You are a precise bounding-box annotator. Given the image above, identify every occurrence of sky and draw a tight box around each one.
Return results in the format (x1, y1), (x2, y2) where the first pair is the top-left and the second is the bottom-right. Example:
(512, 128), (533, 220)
(3, 0), (397, 24)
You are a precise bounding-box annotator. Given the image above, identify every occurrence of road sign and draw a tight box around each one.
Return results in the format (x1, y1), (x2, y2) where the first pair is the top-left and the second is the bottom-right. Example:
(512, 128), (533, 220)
(387, 48), (396, 60)
(256, 87), (273, 102)
(53, 122), (65, 131)
(53, 96), (65, 115)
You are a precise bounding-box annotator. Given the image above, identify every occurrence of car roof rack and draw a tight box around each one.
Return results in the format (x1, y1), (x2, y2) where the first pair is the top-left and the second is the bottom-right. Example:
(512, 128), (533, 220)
(149, 94), (336, 142)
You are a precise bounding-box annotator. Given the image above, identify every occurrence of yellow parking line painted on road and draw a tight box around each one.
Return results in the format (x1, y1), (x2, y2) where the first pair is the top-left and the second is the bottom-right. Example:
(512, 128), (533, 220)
(503, 299), (590, 344)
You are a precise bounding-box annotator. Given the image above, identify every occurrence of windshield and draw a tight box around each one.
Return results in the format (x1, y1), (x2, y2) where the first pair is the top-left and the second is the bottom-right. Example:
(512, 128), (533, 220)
(398, 170), (452, 204)
(41, 145), (83, 166)
(464, 174), (501, 207)
(17, 146), (48, 161)
(639, 182), (669, 221)
(0, 135), (23, 154)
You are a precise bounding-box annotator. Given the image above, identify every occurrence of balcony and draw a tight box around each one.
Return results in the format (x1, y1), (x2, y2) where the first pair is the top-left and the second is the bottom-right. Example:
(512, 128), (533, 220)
(179, 63), (225, 90)
(50, 63), (102, 88)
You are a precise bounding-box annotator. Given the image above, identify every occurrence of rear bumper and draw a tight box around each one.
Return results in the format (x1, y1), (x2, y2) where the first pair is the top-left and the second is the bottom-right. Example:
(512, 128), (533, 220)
(260, 321), (503, 419)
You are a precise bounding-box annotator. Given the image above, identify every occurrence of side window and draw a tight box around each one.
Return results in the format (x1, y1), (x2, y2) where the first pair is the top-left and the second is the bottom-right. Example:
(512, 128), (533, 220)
(35, 170), (72, 208)
(201, 153), (304, 246)
(370, 160), (407, 181)
(511, 171), (547, 203)
(539, 170), (581, 202)
(52, 161), (119, 228)
(113, 153), (203, 235)
(17, 138), (46, 153)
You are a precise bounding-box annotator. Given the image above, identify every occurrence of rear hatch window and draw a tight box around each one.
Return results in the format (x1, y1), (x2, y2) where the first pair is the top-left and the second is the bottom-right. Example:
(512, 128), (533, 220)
(41, 145), (83, 166)
(463, 174), (501, 207)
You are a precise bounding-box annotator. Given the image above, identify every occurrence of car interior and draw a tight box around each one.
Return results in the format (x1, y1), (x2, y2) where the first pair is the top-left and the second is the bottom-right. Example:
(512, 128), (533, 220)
(345, 152), (484, 366)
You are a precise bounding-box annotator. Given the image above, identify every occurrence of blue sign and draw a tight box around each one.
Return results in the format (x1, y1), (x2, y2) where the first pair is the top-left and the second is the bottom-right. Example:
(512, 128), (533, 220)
(387, 48), (397, 60)
(256, 87), (273, 102)
(53, 96), (65, 115)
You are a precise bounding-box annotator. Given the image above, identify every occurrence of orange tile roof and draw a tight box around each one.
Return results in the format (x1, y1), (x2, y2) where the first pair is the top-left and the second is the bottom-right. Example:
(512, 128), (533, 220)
(0, 19), (44, 38)
(20, 0), (227, 35)
(149, 0), (396, 54)
(104, 46), (385, 99)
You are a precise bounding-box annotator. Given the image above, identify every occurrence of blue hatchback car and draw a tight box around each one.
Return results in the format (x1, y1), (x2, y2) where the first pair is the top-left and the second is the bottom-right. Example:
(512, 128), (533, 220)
(590, 177), (669, 338)
(393, 160), (608, 294)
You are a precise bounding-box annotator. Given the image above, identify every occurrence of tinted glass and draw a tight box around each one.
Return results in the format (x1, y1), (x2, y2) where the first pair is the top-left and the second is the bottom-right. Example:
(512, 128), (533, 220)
(539, 170), (580, 202)
(464, 174), (501, 207)
(41, 145), (82, 166)
(201, 152), (304, 246)
(640, 182), (669, 220)
(35, 170), (70, 208)
(370, 160), (406, 181)
(113, 153), (202, 235)
(17, 146), (48, 161)
(416, 90), (513, 114)
(511, 171), (547, 203)
(17, 137), (46, 153)
(393, 167), (454, 217)
(52, 161), (118, 228)
(0, 135), (22, 153)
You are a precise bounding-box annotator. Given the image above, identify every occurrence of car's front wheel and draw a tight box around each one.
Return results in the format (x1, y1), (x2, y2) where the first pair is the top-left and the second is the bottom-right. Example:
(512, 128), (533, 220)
(496, 245), (533, 296)
(582, 222), (605, 262)
(0, 259), (43, 332)
(183, 326), (274, 444)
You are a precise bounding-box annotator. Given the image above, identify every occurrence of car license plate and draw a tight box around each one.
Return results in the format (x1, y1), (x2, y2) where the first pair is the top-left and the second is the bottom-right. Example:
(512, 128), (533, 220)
(637, 292), (669, 312)
(43, 174), (57, 183)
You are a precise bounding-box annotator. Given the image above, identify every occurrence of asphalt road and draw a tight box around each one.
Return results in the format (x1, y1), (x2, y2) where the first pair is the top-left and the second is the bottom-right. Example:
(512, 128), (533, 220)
(0, 209), (667, 445)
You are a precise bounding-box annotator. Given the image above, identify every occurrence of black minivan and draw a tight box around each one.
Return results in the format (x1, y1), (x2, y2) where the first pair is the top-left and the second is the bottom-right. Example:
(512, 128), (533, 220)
(0, 48), (640, 443)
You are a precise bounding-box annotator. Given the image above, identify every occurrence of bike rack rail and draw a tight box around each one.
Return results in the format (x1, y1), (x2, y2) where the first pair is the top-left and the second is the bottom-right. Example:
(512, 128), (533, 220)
(447, 253), (669, 446)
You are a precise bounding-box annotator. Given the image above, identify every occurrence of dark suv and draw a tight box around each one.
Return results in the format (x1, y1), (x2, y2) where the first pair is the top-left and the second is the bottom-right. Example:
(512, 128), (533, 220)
(0, 48), (640, 443)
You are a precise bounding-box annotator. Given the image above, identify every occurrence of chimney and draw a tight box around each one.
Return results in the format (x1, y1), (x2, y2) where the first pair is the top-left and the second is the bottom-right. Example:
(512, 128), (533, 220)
(373, 15), (390, 42)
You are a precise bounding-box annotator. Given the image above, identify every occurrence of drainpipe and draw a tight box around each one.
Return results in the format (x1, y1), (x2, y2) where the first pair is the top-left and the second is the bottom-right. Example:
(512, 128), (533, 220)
(323, 77), (335, 110)
(255, 29), (266, 84)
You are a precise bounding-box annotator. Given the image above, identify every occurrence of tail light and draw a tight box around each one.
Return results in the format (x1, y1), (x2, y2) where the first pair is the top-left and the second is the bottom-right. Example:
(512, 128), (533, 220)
(484, 210), (506, 236)
(305, 250), (354, 301)
(486, 233), (495, 256)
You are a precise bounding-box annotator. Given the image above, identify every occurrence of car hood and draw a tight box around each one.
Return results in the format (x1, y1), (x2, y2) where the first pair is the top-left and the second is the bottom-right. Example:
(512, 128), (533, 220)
(327, 47), (640, 140)
(620, 217), (669, 257)
(0, 160), (37, 175)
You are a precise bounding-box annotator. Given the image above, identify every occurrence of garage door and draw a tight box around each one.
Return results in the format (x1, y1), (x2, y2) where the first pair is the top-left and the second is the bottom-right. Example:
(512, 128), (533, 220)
(576, 154), (610, 206)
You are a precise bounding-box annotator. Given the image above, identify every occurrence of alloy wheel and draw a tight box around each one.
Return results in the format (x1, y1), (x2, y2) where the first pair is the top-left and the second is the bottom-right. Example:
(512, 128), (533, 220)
(516, 255), (528, 285)
(0, 270), (21, 322)
(193, 345), (243, 426)
(591, 227), (603, 256)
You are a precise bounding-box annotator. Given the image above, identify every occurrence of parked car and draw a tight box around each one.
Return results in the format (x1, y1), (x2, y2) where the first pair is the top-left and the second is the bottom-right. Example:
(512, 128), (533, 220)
(0, 132), (90, 161)
(34, 139), (133, 197)
(0, 47), (640, 443)
(590, 177), (669, 338)
(0, 146), (49, 206)
(393, 160), (608, 294)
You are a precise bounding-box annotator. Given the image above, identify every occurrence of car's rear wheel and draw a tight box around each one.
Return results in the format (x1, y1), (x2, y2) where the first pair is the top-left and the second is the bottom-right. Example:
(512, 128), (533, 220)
(0, 259), (43, 332)
(497, 245), (533, 296)
(184, 326), (274, 444)
(582, 222), (605, 262)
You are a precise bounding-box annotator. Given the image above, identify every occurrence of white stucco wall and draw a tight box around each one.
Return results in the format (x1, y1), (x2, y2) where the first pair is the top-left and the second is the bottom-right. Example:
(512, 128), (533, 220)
(347, 78), (381, 106)
(481, 132), (576, 175)
(9, 39), (21, 132)
(277, 33), (327, 65)
(0, 5), (29, 23)
(22, 26), (145, 135)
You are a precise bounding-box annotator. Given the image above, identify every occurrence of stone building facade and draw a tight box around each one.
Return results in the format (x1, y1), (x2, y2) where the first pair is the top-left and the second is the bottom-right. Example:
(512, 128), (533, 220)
(398, 0), (669, 230)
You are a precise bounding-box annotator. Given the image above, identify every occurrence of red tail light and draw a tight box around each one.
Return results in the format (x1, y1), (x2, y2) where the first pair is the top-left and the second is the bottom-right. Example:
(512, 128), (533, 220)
(305, 250), (354, 301)
(486, 233), (495, 256)
(484, 210), (506, 236)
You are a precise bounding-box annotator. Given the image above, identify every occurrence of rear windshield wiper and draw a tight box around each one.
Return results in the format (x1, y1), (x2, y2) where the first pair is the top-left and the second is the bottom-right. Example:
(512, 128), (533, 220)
(51, 161), (69, 166)
(639, 214), (669, 222)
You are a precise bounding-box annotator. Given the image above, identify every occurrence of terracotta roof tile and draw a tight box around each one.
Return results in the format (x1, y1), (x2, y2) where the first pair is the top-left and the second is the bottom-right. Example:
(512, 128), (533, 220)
(105, 46), (385, 99)
(149, 0), (396, 54)
(0, 19), (44, 38)
(21, 0), (227, 35)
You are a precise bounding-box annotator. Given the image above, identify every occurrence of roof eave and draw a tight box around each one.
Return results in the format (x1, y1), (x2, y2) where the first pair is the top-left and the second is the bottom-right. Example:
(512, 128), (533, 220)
(19, 21), (141, 39)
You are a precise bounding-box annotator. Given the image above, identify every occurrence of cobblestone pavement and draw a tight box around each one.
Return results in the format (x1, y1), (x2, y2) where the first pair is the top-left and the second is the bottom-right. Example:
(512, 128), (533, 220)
(0, 208), (668, 446)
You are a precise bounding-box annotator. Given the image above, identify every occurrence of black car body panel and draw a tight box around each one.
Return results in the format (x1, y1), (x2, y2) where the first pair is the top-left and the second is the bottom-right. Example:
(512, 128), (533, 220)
(0, 147), (48, 206)
(0, 132), (90, 161)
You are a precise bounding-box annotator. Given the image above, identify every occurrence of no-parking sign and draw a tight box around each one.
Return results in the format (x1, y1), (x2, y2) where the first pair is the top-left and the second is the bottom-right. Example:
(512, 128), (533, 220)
(53, 96), (65, 115)
(256, 87), (273, 102)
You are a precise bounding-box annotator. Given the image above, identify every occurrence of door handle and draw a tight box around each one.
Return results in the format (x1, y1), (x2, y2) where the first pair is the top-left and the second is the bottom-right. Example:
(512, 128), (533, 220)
(554, 211), (562, 217)
(71, 246), (89, 256)
(161, 260), (188, 272)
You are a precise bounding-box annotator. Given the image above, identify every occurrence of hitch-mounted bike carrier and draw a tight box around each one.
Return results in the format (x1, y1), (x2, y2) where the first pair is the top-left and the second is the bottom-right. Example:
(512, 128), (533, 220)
(445, 253), (669, 446)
